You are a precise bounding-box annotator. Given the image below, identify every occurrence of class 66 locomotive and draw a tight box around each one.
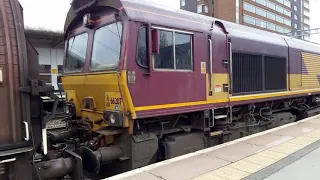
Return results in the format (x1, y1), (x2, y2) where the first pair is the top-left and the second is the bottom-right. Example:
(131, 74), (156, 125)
(2, 0), (320, 179)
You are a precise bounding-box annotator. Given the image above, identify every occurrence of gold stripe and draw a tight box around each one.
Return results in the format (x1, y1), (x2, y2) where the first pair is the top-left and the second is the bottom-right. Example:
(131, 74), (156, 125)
(229, 88), (320, 102)
(135, 101), (208, 111)
(135, 88), (320, 111)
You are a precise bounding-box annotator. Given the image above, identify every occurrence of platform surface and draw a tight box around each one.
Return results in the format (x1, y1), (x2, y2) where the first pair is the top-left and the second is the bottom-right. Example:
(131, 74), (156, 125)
(105, 115), (320, 180)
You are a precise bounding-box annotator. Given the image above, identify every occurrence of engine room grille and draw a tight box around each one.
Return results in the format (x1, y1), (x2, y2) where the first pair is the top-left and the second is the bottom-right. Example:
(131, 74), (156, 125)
(232, 53), (263, 94)
(232, 53), (287, 94)
(264, 56), (287, 91)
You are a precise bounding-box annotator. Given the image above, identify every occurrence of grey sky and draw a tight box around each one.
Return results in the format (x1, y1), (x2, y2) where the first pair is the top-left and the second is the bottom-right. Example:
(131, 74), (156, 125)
(18, 0), (319, 43)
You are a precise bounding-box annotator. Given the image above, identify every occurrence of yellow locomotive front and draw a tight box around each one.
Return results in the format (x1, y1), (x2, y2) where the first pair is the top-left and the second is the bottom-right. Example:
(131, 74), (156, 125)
(62, 10), (135, 132)
(60, 1), (140, 175)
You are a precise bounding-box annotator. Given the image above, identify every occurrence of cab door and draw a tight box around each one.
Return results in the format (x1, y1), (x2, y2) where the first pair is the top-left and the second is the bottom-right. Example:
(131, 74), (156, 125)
(206, 23), (230, 107)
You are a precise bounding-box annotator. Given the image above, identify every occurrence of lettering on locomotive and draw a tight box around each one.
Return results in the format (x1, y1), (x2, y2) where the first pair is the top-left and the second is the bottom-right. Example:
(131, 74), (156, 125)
(110, 98), (122, 105)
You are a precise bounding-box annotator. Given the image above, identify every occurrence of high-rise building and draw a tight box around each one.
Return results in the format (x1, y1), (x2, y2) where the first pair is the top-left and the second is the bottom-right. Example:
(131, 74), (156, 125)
(180, 0), (311, 40)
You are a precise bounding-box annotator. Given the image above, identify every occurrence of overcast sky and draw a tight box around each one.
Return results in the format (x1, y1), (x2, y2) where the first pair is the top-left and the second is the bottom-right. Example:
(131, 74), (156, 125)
(18, 0), (319, 43)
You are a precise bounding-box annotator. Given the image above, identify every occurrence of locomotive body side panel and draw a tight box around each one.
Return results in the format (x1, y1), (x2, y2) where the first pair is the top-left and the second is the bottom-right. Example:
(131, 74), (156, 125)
(301, 52), (320, 88)
(288, 49), (303, 90)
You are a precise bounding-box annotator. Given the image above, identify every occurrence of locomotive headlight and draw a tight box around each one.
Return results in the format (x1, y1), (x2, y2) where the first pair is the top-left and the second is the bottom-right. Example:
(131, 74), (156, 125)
(103, 111), (123, 127)
(109, 114), (116, 124)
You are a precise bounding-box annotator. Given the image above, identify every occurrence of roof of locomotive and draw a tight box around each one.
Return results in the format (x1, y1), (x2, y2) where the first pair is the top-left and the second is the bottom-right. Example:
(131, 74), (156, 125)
(65, 0), (320, 55)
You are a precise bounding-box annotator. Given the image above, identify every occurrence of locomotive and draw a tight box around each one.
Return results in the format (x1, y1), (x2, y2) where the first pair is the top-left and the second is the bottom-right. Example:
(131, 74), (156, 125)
(1, 0), (320, 179)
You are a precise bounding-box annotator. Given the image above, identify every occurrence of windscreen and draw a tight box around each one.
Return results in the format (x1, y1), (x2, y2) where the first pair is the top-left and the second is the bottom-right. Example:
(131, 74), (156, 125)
(90, 22), (123, 71)
(64, 33), (88, 72)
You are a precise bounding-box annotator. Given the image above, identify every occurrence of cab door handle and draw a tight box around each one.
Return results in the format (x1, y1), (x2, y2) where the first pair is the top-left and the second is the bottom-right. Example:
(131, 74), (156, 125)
(0, 68), (3, 85)
(23, 121), (29, 141)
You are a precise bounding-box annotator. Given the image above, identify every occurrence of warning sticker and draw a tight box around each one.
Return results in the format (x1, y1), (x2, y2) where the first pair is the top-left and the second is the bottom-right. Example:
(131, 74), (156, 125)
(215, 85), (222, 92)
(201, 62), (206, 74)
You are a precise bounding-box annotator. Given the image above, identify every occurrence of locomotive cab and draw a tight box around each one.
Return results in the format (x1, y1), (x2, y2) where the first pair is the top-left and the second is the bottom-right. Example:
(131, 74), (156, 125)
(62, 1), (135, 133)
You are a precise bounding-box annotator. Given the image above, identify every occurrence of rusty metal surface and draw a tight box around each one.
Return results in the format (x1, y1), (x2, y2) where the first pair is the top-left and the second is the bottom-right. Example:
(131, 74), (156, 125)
(0, 0), (30, 150)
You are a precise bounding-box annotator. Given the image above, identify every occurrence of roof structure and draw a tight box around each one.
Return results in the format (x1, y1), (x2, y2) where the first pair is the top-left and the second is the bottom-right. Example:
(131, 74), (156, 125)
(25, 28), (65, 48)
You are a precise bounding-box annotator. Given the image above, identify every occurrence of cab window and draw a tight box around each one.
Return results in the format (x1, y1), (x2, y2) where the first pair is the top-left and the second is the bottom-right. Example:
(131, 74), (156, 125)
(64, 33), (88, 72)
(154, 29), (193, 71)
(90, 22), (123, 71)
(136, 27), (148, 67)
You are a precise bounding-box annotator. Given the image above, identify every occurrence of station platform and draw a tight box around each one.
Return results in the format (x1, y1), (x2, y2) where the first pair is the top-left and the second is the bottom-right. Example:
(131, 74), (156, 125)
(105, 115), (320, 180)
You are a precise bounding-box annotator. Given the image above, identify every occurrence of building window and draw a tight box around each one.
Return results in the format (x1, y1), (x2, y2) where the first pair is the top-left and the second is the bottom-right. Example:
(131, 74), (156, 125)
(276, 0), (284, 4)
(284, 9), (291, 16)
(304, 9), (310, 16)
(154, 29), (193, 71)
(304, 25), (309, 30)
(256, 7), (267, 17)
(243, 15), (255, 25)
(243, 14), (288, 33)
(294, 24), (298, 29)
(284, 0), (291, 7)
(136, 27), (148, 67)
(267, 1), (276, 10)
(304, 1), (309, 8)
(267, 22), (276, 31)
(275, 5), (284, 14)
(197, 5), (202, 13)
(304, 36), (310, 41)
(276, 26), (284, 33)
(252, 1), (291, 17)
(267, 12), (276, 20)
(256, 19), (267, 28)
(294, 5), (297, 11)
(304, 18), (310, 25)
(276, 15), (284, 24)
(197, 4), (209, 14)
(244, 3), (255, 13)
(204, 5), (209, 13)
(181, 0), (185, 7)
(255, 0), (266, 6)
(284, 19), (291, 26)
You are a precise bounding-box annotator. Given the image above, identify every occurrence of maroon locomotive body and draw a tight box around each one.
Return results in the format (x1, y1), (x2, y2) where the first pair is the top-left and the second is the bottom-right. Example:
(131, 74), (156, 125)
(1, 0), (320, 179)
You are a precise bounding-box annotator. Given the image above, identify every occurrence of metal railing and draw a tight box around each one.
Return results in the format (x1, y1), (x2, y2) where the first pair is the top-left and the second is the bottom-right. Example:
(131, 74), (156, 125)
(283, 28), (320, 38)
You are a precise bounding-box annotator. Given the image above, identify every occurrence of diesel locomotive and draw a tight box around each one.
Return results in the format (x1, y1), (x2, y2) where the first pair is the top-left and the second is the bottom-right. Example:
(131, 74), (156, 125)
(2, 0), (320, 179)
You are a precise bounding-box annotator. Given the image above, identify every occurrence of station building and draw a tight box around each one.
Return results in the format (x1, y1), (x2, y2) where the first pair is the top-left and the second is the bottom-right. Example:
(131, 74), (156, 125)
(25, 28), (65, 91)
